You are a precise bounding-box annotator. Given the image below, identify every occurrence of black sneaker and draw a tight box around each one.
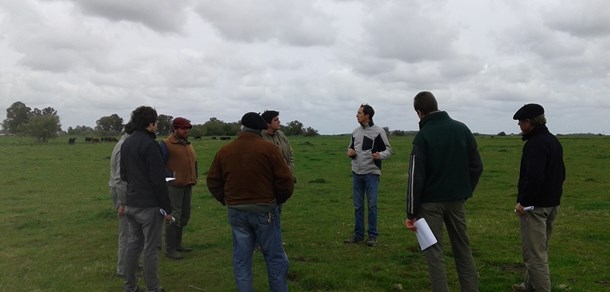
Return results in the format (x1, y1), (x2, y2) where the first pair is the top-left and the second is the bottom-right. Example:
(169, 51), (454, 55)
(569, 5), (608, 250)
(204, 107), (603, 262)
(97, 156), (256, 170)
(366, 236), (377, 247)
(344, 237), (364, 244)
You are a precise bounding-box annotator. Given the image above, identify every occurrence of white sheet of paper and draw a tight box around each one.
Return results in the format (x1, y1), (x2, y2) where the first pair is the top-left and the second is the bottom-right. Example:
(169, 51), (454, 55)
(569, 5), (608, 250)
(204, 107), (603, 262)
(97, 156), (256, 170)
(414, 218), (437, 251)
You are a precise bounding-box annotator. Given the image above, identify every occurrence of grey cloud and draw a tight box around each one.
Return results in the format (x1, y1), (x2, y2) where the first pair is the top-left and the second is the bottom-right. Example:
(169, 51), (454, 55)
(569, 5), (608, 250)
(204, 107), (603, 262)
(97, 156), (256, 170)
(68, 0), (189, 33)
(362, 1), (458, 63)
(14, 26), (111, 73)
(542, 0), (610, 38)
(194, 0), (336, 46)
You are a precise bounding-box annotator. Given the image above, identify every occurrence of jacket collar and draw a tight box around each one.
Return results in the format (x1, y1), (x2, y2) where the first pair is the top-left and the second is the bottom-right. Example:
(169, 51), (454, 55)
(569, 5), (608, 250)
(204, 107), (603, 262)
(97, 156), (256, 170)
(136, 129), (157, 140)
(419, 111), (448, 129)
(521, 124), (549, 141)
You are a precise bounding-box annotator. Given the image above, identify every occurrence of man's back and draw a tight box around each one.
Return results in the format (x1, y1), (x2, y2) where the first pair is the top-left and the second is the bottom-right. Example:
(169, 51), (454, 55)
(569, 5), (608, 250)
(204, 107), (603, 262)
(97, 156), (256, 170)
(207, 131), (294, 206)
(121, 129), (170, 210)
(412, 111), (482, 202)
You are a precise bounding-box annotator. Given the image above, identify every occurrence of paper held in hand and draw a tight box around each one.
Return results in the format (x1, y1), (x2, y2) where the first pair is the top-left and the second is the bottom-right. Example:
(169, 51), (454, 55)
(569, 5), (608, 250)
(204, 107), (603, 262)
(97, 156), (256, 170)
(414, 218), (437, 251)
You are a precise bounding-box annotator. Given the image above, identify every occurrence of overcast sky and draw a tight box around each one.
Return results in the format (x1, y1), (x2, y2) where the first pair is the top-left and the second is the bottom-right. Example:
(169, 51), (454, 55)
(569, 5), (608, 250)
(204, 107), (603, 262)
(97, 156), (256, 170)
(1, 0), (608, 135)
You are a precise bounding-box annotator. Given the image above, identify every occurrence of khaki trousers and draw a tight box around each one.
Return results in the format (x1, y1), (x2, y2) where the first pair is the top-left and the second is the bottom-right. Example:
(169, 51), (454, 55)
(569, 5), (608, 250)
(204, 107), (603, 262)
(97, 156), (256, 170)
(421, 200), (479, 292)
(519, 206), (559, 292)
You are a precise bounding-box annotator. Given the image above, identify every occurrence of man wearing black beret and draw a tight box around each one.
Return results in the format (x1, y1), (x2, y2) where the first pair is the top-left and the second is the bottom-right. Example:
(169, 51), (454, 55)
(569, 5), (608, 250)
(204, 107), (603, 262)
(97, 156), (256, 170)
(512, 104), (565, 292)
(207, 112), (294, 291)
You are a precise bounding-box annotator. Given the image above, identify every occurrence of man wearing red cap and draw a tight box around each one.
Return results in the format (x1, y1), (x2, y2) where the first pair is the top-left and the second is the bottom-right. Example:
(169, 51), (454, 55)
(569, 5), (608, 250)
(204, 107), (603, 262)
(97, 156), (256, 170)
(160, 117), (198, 260)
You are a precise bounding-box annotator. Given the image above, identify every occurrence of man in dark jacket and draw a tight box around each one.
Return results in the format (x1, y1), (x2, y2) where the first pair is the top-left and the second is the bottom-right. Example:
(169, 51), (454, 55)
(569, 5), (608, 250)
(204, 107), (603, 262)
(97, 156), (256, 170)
(511, 104), (565, 292)
(120, 106), (173, 292)
(207, 112), (294, 292)
(405, 91), (483, 292)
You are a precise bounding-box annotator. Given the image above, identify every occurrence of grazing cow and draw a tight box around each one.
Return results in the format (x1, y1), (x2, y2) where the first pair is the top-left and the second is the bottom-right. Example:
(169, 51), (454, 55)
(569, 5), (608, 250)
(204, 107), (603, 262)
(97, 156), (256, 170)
(68, 137), (76, 145)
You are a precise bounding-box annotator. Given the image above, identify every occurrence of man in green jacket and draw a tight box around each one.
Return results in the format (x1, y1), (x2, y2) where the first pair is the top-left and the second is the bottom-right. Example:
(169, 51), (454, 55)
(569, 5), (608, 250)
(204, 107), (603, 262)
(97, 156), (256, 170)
(405, 91), (483, 292)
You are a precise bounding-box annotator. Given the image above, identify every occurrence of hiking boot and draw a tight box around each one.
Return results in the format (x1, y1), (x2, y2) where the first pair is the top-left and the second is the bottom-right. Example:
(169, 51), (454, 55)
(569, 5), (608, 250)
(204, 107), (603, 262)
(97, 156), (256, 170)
(511, 283), (533, 292)
(165, 249), (184, 260)
(176, 245), (193, 252)
(366, 236), (377, 247)
(344, 237), (364, 244)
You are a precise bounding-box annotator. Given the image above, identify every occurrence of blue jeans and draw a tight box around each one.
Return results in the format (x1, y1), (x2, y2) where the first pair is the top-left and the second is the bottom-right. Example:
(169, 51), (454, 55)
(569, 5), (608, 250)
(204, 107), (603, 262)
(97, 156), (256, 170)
(351, 173), (379, 238)
(228, 207), (289, 292)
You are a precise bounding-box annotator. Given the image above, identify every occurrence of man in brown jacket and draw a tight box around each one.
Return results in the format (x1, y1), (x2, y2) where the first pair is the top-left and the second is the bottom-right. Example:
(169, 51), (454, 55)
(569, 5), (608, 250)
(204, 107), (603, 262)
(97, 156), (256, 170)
(160, 117), (197, 260)
(207, 112), (294, 292)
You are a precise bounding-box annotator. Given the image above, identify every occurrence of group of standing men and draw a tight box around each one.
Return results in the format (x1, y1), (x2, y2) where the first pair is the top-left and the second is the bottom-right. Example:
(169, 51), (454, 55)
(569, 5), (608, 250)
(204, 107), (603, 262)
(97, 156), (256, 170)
(108, 89), (565, 291)
(109, 106), (295, 291)
(345, 92), (564, 292)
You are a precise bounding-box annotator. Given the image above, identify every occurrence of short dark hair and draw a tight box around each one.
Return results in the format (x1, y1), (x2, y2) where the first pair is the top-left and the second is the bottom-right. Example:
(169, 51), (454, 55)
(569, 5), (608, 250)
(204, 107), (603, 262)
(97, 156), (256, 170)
(360, 104), (375, 119)
(124, 121), (135, 134)
(130, 106), (157, 130)
(413, 91), (438, 114)
(261, 110), (279, 124)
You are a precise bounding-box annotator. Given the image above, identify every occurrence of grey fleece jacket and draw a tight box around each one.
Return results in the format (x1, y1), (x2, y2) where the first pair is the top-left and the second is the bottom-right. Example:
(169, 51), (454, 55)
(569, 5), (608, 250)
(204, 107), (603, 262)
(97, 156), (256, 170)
(348, 123), (393, 175)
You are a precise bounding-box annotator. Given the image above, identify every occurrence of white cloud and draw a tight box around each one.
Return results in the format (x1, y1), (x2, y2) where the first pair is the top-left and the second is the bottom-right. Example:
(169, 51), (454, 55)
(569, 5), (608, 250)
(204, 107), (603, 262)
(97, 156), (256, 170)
(0, 0), (608, 136)
(194, 0), (337, 46)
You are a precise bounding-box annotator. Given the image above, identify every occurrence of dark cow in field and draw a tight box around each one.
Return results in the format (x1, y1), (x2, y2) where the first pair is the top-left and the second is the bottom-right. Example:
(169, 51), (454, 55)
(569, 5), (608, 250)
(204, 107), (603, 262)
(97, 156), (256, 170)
(68, 137), (76, 145)
(101, 137), (119, 143)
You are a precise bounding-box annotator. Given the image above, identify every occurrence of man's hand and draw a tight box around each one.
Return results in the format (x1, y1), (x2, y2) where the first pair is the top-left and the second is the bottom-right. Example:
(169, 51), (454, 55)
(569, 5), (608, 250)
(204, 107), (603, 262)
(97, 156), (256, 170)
(372, 152), (381, 160)
(404, 218), (417, 232)
(514, 203), (525, 216)
(347, 148), (356, 157)
(117, 205), (125, 216)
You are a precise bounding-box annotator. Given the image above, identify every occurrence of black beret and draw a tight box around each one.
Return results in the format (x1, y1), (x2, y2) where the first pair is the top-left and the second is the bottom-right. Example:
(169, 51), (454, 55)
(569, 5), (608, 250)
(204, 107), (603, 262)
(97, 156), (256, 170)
(513, 104), (544, 120)
(241, 112), (268, 130)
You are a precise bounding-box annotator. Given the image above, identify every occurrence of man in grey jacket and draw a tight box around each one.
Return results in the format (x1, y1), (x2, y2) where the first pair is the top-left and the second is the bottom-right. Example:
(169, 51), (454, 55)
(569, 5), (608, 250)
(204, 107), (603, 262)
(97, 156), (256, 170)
(108, 122), (135, 277)
(345, 104), (393, 247)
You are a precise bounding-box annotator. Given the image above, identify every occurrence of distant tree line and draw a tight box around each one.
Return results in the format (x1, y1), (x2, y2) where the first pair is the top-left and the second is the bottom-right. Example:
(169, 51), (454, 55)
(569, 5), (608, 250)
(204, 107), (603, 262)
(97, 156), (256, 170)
(1, 101), (61, 142)
(2, 101), (320, 142)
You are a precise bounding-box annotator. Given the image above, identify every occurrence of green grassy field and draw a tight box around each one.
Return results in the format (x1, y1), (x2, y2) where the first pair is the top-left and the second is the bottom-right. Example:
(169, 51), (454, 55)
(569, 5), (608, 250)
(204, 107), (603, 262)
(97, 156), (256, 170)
(1, 135), (609, 291)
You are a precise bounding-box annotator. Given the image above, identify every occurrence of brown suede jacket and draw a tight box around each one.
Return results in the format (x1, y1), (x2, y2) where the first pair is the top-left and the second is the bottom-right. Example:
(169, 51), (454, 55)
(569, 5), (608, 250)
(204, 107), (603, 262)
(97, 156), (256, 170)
(207, 131), (294, 206)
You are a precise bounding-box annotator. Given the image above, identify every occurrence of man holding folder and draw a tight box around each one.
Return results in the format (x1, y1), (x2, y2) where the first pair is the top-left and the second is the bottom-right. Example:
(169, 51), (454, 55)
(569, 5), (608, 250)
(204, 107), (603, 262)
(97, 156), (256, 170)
(405, 91), (483, 292)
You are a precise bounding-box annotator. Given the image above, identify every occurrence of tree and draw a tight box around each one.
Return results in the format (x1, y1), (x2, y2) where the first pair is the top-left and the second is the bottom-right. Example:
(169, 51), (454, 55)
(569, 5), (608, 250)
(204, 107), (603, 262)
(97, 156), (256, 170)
(157, 114), (173, 136)
(27, 107), (61, 142)
(68, 125), (95, 135)
(95, 114), (124, 136)
(303, 127), (319, 137)
(283, 120), (304, 136)
(2, 101), (31, 134)
(203, 117), (226, 136)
